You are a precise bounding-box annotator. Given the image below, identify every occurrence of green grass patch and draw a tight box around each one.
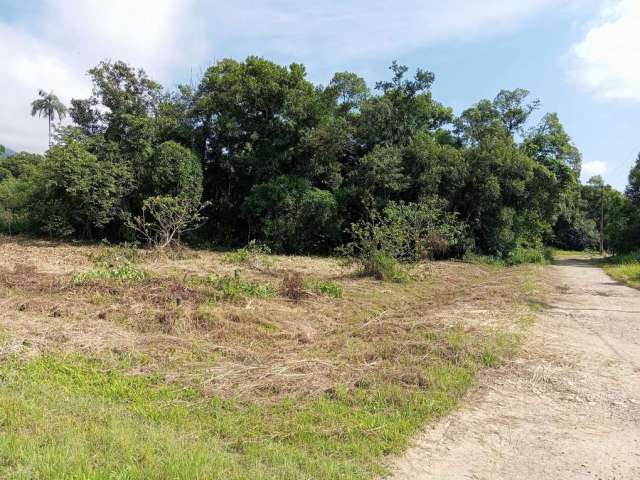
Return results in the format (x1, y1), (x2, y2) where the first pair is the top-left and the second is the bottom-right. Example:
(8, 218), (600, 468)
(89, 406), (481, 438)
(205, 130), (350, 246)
(72, 263), (147, 284)
(603, 251), (640, 289)
(303, 279), (343, 298)
(190, 271), (277, 302)
(222, 240), (272, 266)
(464, 246), (553, 267)
(87, 244), (140, 267)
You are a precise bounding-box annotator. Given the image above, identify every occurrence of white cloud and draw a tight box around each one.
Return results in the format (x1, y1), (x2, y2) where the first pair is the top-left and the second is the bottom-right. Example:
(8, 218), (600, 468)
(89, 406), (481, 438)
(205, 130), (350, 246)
(0, 0), (201, 153)
(583, 160), (608, 176)
(1, 0), (572, 152)
(0, 23), (90, 153)
(570, 0), (640, 100)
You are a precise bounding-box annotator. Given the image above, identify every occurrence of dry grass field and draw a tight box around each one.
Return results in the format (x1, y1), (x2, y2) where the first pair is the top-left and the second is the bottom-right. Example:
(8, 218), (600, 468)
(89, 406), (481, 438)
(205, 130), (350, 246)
(0, 235), (543, 479)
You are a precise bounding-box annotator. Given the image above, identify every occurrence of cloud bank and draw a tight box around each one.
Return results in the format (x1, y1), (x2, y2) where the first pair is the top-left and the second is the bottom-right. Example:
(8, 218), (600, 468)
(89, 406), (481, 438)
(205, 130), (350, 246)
(570, 0), (640, 100)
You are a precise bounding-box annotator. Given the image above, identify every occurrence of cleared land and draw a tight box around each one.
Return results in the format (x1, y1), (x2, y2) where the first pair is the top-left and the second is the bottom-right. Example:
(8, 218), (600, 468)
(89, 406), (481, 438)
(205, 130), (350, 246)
(0, 236), (542, 479)
(391, 256), (640, 479)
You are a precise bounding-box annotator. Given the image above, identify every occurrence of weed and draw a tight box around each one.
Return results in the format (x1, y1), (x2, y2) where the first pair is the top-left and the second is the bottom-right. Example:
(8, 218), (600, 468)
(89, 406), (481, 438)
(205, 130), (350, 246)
(88, 244), (140, 268)
(303, 278), (343, 299)
(191, 271), (277, 302)
(223, 240), (273, 271)
(72, 263), (147, 284)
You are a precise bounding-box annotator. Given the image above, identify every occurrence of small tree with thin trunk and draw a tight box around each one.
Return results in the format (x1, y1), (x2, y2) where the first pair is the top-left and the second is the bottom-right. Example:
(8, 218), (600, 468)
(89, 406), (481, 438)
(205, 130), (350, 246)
(30, 90), (67, 147)
(127, 196), (209, 249)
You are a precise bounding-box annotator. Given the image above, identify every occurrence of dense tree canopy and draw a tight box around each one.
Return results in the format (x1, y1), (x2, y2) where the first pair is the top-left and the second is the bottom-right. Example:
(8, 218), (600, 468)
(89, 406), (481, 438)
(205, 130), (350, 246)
(3, 56), (638, 256)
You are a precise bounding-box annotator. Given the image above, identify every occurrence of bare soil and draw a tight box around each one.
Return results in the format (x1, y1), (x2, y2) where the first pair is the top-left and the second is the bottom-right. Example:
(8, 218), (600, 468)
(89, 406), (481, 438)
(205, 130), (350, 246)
(390, 257), (640, 479)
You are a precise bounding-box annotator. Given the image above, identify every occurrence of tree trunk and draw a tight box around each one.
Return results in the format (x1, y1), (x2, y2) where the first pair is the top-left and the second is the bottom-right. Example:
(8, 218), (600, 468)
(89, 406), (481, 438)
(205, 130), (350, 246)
(48, 113), (52, 148)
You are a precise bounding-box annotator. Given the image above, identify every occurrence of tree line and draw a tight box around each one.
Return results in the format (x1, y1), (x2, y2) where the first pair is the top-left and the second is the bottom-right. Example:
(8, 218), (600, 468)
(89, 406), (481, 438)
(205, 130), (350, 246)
(0, 57), (638, 258)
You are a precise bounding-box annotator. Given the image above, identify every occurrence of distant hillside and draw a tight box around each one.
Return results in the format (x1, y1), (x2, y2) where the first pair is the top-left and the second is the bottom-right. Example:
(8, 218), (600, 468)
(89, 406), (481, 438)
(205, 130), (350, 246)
(1, 145), (16, 157)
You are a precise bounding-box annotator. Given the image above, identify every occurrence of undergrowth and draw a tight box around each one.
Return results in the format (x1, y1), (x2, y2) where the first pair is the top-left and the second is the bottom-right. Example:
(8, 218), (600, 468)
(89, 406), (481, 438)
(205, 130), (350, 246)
(464, 246), (553, 267)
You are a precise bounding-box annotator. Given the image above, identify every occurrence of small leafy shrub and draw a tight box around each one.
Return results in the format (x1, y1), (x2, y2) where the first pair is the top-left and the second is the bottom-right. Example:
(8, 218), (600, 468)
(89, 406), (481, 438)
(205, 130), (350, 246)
(73, 263), (147, 284)
(223, 240), (273, 270)
(339, 197), (464, 281)
(127, 196), (209, 249)
(303, 279), (343, 299)
(364, 250), (410, 283)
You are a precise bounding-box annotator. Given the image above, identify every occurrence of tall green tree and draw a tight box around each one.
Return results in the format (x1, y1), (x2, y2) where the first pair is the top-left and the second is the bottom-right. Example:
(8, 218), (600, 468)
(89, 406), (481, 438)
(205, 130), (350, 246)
(625, 153), (640, 207)
(30, 89), (67, 147)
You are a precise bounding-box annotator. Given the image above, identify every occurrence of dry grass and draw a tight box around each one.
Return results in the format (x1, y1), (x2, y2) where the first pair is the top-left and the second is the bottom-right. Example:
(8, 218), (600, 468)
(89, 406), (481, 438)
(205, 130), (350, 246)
(0, 236), (542, 405)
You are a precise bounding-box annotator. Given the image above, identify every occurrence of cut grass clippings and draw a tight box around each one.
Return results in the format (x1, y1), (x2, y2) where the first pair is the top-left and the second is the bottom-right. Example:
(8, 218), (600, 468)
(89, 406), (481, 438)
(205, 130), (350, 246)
(0, 333), (509, 480)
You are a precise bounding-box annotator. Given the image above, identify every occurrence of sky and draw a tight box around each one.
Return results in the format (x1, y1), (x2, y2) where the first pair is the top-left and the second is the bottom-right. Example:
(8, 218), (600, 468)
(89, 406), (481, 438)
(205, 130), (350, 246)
(1, 0), (639, 189)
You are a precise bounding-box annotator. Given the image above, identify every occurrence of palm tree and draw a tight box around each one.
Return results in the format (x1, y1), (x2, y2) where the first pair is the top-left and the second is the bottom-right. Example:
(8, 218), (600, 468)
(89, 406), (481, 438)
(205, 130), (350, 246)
(30, 89), (67, 148)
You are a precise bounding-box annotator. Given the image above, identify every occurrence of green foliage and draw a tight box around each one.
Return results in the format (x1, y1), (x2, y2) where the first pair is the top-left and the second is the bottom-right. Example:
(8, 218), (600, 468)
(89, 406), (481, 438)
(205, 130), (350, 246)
(604, 251), (640, 289)
(222, 240), (271, 266)
(191, 271), (277, 302)
(505, 246), (553, 266)
(30, 141), (131, 237)
(340, 198), (465, 281)
(243, 176), (340, 253)
(72, 263), (147, 284)
(364, 250), (410, 283)
(128, 196), (208, 249)
(2, 57), (612, 261)
(303, 278), (343, 298)
(143, 141), (203, 201)
(464, 246), (552, 266)
(606, 251), (640, 265)
(88, 244), (140, 267)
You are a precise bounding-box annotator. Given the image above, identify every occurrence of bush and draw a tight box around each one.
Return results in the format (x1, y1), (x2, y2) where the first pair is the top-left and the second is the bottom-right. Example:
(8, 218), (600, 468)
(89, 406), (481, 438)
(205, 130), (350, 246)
(242, 176), (341, 253)
(464, 246), (553, 266)
(363, 250), (410, 283)
(339, 197), (464, 281)
(223, 240), (273, 271)
(128, 196), (209, 249)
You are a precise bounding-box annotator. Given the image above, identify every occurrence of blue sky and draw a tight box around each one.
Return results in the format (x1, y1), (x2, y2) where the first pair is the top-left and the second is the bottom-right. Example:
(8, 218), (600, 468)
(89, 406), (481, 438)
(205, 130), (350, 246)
(1, 0), (639, 189)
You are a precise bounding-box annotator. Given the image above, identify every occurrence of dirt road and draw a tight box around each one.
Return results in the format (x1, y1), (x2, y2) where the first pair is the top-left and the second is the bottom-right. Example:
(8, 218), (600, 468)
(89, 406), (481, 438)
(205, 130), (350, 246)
(391, 258), (640, 479)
